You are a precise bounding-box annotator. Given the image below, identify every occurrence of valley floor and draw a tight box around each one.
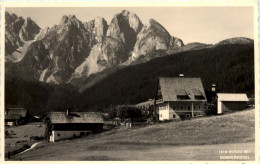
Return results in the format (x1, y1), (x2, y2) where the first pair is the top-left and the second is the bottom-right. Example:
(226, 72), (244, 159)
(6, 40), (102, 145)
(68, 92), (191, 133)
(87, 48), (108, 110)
(9, 108), (255, 161)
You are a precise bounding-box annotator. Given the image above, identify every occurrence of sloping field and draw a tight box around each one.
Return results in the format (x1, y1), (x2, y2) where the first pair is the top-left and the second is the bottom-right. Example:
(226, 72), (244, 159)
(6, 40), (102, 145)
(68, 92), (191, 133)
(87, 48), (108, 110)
(12, 109), (255, 161)
(5, 122), (45, 155)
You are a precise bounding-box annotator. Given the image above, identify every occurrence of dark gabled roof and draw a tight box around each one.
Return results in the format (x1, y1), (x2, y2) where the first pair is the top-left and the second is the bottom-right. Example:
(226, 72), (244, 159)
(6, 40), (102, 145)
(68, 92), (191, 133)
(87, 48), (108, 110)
(158, 77), (206, 102)
(5, 114), (21, 120)
(135, 99), (154, 107)
(49, 112), (104, 124)
(5, 108), (28, 117)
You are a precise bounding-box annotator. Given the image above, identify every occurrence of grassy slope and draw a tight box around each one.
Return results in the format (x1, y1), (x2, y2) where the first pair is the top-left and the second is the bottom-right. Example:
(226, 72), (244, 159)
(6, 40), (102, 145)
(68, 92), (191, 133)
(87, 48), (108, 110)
(5, 122), (45, 154)
(100, 108), (255, 145)
(13, 109), (255, 160)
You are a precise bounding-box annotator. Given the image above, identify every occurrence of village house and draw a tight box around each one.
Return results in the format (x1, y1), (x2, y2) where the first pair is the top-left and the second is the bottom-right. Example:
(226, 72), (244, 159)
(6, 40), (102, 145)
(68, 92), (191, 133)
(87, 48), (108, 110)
(135, 99), (154, 116)
(48, 109), (104, 142)
(217, 93), (249, 114)
(5, 108), (30, 126)
(155, 77), (207, 121)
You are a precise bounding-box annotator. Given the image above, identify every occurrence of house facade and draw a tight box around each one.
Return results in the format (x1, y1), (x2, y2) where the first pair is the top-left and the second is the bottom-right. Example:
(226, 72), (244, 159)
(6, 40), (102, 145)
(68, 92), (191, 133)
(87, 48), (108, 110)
(155, 77), (207, 121)
(217, 93), (249, 114)
(48, 110), (104, 142)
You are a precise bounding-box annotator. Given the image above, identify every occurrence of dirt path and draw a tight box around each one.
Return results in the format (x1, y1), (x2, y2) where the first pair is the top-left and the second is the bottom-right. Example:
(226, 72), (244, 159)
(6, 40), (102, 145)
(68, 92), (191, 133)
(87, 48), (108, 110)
(20, 142), (42, 154)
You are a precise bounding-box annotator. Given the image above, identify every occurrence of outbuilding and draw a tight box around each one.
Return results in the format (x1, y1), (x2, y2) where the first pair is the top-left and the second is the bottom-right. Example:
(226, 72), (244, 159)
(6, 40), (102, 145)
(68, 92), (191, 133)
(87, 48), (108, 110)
(5, 108), (30, 126)
(217, 93), (249, 114)
(48, 110), (104, 142)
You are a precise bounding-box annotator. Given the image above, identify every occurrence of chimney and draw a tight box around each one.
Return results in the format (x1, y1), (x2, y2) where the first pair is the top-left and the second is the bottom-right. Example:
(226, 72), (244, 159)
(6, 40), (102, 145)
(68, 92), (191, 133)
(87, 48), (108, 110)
(212, 84), (216, 92)
(179, 74), (184, 78)
(66, 107), (71, 116)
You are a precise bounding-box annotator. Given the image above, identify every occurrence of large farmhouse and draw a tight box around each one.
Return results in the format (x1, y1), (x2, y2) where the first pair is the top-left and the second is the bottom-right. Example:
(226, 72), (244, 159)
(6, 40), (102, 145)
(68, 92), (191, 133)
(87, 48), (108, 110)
(155, 77), (207, 121)
(5, 108), (30, 126)
(217, 93), (249, 114)
(48, 110), (104, 142)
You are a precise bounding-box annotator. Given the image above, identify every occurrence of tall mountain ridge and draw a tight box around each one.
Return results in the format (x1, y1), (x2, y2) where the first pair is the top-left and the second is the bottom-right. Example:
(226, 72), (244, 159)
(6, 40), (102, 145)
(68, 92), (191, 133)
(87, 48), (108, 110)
(5, 10), (254, 92)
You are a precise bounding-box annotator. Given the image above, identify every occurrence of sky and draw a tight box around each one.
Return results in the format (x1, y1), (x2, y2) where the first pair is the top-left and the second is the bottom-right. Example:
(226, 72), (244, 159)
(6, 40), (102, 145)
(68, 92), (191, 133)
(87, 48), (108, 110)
(6, 7), (254, 44)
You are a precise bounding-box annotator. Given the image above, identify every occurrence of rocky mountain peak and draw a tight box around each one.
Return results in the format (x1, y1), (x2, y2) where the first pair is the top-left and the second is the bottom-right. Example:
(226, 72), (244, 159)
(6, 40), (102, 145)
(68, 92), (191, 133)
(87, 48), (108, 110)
(106, 10), (143, 52)
(147, 19), (171, 39)
(169, 36), (184, 49)
(128, 18), (172, 62)
(60, 14), (83, 29)
(68, 15), (76, 19)
(60, 15), (69, 24)
(19, 17), (40, 41)
(85, 17), (108, 44)
(5, 11), (41, 59)
(5, 10), (188, 88)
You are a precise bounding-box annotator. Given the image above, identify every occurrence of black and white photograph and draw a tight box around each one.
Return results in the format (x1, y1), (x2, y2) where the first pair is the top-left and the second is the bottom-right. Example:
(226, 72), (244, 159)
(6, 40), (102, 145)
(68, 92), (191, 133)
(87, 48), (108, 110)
(2, 2), (259, 162)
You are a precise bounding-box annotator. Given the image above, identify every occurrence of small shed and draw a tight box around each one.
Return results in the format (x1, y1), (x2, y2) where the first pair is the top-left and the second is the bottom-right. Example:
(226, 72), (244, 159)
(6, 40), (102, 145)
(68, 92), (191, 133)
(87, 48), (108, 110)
(217, 93), (249, 114)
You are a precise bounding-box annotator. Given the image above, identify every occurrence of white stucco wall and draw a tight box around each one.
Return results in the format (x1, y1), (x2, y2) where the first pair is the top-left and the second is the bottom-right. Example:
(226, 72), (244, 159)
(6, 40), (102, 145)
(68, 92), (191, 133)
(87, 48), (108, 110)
(158, 102), (206, 121)
(159, 103), (175, 121)
(218, 101), (222, 114)
(50, 130), (90, 142)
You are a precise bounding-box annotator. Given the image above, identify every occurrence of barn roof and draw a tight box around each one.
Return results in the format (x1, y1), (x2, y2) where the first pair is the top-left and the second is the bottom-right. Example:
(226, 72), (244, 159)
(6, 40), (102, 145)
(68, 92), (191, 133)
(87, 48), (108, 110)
(158, 77), (206, 102)
(5, 108), (28, 117)
(217, 93), (249, 102)
(135, 99), (154, 107)
(49, 112), (104, 124)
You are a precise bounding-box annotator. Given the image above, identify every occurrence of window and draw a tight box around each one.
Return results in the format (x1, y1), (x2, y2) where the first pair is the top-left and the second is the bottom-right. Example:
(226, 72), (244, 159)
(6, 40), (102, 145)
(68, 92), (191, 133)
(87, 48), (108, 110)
(173, 114), (176, 118)
(194, 95), (205, 99)
(194, 106), (196, 109)
(181, 106), (183, 110)
(57, 133), (60, 137)
(176, 89), (190, 100)
(199, 106), (201, 109)
(193, 89), (205, 99)
(194, 114), (197, 117)
(188, 106), (190, 110)
(173, 106), (176, 110)
(177, 95), (190, 99)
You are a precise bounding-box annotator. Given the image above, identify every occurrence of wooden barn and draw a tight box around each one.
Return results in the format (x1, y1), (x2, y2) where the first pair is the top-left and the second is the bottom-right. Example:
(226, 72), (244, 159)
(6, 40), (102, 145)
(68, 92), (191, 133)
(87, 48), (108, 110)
(5, 108), (30, 126)
(217, 93), (249, 114)
(155, 77), (207, 121)
(48, 109), (104, 142)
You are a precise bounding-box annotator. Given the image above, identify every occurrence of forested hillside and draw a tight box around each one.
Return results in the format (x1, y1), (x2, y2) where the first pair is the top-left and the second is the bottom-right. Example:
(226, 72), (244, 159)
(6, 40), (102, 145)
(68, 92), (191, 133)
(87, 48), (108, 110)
(5, 77), (78, 114)
(5, 43), (254, 113)
(77, 44), (254, 110)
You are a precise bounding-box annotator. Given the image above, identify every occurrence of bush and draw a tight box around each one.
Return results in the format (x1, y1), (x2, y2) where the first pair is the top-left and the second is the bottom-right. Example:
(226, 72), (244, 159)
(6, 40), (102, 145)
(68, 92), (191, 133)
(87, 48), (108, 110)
(204, 102), (217, 115)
